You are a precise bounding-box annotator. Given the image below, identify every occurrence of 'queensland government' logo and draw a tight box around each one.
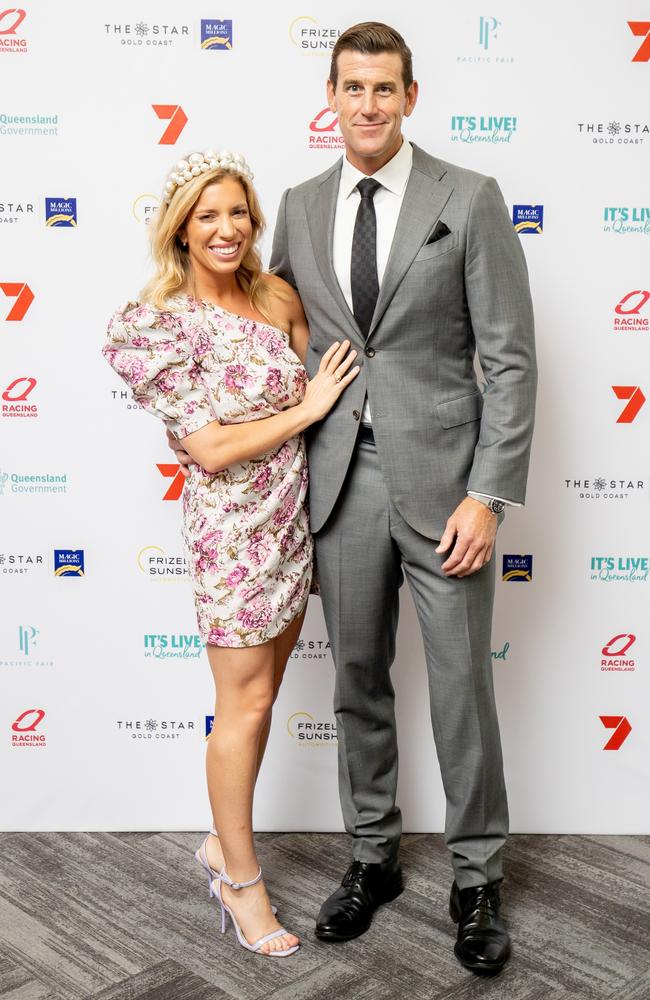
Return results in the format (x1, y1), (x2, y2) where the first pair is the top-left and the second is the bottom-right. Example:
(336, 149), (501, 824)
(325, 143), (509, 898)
(502, 554), (533, 582)
(603, 207), (650, 235)
(590, 556), (649, 583)
(54, 549), (84, 577)
(201, 19), (232, 50)
(601, 634), (636, 672)
(0, 469), (67, 495)
(0, 111), (58, 136)
(45, 197), (77, 227)
(450, 115), (517, 144)
(287, 711), (337, 744)
(513, 205), (543, 234)
(289, 16), (340, 53)
(614, 290), (649, 332)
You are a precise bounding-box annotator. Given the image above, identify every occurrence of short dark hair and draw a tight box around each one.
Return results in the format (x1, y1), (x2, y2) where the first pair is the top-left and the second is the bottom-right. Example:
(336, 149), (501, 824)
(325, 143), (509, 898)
(329, 22), (414, 91)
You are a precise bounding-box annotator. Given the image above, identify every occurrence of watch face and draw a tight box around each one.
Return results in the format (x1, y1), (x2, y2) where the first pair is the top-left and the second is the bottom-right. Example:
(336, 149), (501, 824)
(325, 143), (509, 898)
(491, 500), (506, 514)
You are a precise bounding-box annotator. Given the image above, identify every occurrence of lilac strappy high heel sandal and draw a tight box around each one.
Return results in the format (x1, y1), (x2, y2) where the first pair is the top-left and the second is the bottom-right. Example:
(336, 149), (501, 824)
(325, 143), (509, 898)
(212, 867), (299, 958)
(194, 830), (277, 914)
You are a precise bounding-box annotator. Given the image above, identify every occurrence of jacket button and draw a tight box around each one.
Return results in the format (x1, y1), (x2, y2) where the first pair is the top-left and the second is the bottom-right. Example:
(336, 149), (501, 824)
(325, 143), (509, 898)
(352, 409), (360, 420)
(365, 347), (375, 358)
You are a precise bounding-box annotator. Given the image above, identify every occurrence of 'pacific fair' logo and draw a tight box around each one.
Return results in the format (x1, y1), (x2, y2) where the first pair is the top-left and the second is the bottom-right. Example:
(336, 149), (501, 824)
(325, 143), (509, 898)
(152, 104), (187, 144)
(600, 715), (632, 749)
(1, 281), (33, 320)
(612, 385), (646, 422)
(157, 463), (185, 500)
(628, 21), (650, 61)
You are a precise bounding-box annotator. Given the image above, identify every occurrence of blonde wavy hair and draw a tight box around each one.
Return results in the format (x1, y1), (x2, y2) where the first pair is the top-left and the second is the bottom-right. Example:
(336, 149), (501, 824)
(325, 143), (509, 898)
(141, 165), (280, 322)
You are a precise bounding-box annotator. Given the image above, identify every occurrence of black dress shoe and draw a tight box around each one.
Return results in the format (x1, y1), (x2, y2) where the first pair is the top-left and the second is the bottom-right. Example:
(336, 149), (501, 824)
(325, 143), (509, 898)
(449, 880), (511, 975)
(315, 859), (403, 941)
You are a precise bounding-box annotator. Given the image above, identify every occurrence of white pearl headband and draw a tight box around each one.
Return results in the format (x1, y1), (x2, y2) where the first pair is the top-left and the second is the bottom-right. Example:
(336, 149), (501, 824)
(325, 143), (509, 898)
(162, 149), (254, 204)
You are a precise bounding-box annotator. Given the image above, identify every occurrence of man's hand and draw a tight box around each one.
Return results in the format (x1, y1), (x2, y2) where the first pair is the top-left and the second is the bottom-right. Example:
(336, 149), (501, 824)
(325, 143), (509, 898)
(435, 497), (498, 577)
(166, 428), (194, 479)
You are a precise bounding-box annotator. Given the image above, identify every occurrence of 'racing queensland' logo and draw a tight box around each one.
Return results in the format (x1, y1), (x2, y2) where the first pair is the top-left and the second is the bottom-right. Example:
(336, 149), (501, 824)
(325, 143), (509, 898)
(11, 708), (46, 747)
(513, 205), (543, 234)
(287, 711), (337, 745)
(201, 19), (232, 50)
(289, 16), (340, 54)
(0, 7), (27, 53)
(2, 375), (37, 417)
(601, 634), (636, 672)
(54, 549), (84, 577)
(308, 107), (344, 150)
(502, 554), (533, 582)
(450, 114), (517, 144)
(614, 290), (650, 332)
(603, 207), (650, 235)
(590, 556), (649, 583)
(45, 197), (77, 227)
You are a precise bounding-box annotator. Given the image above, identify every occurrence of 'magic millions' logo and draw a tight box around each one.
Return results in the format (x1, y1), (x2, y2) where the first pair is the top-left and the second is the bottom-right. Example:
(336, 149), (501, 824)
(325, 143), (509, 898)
(54, 549), (84, 577)
(502, 554), (533, 582)
(200, 19), (232, 49)
(513, 205), (543, 234)
(450, 114), (517, 144)
(590, 556), (648, 583)
(45, 198), (77, 227)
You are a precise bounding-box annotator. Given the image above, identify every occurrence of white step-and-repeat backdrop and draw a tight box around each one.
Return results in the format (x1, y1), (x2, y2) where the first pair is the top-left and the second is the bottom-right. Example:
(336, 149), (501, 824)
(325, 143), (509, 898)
(2, 1), (648, 832)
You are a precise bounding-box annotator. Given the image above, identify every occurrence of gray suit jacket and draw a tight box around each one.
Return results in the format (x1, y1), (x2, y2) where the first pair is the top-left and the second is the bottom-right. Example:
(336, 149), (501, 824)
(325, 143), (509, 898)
(270, 142), (537, 538)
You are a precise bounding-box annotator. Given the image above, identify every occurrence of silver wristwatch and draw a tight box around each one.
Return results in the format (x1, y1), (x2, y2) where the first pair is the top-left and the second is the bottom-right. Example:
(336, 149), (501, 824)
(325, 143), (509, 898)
(473, 495), (506, 515)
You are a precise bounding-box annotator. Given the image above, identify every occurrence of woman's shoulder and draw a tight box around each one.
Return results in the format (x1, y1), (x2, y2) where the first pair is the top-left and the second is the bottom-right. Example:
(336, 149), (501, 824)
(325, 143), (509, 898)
(264, 272), (298, 301)
(108, 299), (186, 340)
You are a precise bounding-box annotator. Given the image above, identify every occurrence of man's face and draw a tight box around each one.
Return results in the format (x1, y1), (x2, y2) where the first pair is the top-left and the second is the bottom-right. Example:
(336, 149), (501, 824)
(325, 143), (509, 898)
(327, 50), (418, 172)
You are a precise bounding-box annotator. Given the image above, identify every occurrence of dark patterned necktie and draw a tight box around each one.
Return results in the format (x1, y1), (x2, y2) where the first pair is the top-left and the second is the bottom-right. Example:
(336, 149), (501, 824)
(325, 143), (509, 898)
(351, 177), (382, 338)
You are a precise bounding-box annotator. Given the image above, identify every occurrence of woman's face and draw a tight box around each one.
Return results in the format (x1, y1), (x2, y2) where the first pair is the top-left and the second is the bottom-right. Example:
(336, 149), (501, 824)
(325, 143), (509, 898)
(181, 177), (253, 280)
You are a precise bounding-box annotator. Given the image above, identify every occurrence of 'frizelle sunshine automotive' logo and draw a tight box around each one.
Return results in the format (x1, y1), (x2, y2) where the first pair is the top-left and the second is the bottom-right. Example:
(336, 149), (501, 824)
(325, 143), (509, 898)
(137, 545), (188, 580)
(289, 16), (340, 54)
(287, 711), (338, 744)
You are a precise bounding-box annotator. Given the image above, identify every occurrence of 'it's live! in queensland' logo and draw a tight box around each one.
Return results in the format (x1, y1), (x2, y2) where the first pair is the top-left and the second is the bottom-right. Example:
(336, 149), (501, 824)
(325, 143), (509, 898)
(45, 198), (77, 227)
(201, 19), (232, 49)
(1, 282), (33, 320)
(450, 115), (517, 144)
(601, 634), (636, 672)
(614, 290), (649, 332)
(590, 556), (648, 583)
(152, 104), (187, 145)
(502, 554), (532, 582)
(0, 7), (27, 53)
(308, 108), (344, 150)
(603, 207), (650, 234)
(144, 633), (203, 659)
(512, 205), (543, 234)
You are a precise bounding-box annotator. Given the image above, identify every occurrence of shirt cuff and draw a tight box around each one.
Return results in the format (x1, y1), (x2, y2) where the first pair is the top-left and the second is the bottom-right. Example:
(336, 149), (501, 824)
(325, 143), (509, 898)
(467, 491), (522, 508)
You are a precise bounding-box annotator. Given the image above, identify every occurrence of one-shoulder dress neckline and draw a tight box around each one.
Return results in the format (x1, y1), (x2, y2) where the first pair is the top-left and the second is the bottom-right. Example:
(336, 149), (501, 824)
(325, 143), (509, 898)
(178, 293), (290, 341)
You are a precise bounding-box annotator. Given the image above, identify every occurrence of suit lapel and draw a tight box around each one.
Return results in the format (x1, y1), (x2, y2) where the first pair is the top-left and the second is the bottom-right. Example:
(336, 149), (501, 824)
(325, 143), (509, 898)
(368, 148), (454, 340)
(305, 164), (364, 345)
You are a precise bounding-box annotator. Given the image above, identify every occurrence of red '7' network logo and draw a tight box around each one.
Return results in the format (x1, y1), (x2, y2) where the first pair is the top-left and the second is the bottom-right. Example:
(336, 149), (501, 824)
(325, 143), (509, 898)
(628, 21), (650, 61)
(611, 386), (646, 422)
(157, 463), (185, 500)
(599, 716), (632, 750)
(152, 105), (188, 145)
(1, 282), (34, 321)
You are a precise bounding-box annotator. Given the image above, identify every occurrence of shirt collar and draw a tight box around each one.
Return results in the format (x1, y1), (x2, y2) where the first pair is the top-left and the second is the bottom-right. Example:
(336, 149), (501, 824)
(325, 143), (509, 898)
(340, 138), (413, 200)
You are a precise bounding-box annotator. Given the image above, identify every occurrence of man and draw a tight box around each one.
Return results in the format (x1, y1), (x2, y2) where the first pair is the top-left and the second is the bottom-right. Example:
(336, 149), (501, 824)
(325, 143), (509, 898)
(270, 22), (536, 975)
(172, 21), (536, 975)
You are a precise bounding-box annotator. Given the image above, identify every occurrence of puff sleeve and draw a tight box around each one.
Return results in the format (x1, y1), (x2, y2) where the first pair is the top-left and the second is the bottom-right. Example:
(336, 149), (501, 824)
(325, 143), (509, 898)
(102, 301), (218, 439)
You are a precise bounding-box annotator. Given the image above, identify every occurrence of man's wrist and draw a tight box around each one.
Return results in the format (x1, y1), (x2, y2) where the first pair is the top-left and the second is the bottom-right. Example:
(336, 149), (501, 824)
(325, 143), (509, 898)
(467, 493), (506, 515)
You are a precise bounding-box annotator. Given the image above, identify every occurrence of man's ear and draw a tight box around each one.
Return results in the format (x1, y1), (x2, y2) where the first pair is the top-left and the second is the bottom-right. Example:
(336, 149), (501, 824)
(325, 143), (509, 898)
(326, 79), (337, 114)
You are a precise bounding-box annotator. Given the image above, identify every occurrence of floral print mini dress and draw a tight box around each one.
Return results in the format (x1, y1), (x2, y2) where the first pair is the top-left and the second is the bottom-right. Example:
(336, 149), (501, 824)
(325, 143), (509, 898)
(103, 295), (313, 647)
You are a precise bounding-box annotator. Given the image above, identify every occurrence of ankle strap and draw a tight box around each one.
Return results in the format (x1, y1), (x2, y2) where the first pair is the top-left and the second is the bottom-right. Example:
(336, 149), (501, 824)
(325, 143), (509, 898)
(219, 866), (262, 890)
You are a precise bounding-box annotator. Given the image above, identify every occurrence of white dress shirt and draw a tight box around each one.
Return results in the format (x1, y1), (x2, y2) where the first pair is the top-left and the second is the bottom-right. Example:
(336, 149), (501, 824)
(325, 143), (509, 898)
(331, 139), (518, 508)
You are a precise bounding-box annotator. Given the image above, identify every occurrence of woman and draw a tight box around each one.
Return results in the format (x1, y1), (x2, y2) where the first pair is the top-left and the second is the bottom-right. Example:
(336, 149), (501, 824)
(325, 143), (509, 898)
(103, 148), (359, 957)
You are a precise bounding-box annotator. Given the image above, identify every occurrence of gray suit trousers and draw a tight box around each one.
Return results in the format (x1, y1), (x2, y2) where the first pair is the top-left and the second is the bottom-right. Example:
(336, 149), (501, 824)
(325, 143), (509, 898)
(314, 438), (509, 889)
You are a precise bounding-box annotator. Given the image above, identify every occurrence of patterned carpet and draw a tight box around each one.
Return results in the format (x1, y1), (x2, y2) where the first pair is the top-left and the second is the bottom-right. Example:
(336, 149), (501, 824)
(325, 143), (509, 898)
(0, 832), (648, 999)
